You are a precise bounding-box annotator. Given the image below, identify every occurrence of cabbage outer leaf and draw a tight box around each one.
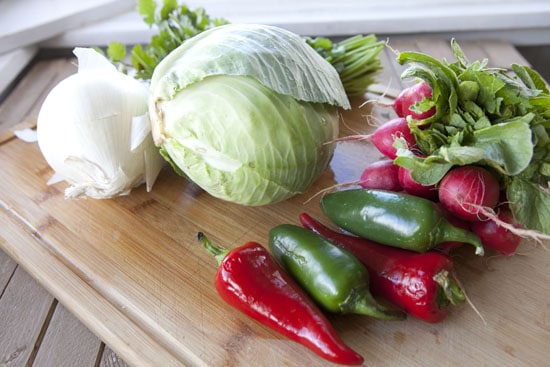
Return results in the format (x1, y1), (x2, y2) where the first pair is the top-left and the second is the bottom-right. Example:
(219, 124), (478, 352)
(150, 23), (350, 109)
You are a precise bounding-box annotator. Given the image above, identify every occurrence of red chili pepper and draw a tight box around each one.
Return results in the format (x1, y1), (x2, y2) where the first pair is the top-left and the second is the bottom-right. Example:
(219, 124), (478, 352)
(299, 213), (466, 323)
(198, 232), (364, 365)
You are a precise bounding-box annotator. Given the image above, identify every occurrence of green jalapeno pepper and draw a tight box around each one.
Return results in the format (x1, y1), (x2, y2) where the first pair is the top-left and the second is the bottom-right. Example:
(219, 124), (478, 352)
(269, 224), (406, 320)
(320, 189), (484, 256)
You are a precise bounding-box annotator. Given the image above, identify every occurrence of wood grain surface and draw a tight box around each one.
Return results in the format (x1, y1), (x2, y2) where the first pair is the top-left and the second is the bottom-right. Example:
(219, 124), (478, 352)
(1, 39), (549, 367)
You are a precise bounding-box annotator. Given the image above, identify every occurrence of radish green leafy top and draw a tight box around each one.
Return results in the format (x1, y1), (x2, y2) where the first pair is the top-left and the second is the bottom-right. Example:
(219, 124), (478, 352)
(394, 39), (550, 235)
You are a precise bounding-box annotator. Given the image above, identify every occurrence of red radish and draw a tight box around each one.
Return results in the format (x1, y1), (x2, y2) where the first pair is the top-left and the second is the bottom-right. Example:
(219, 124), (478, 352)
(370, 118), (417, 159)
(328, 118), (418, 160)
(394, 81), (436, 120)
(438, 166), (500, 222)
(304, 160), (401, 203)
(359, 160), (401, 191)
(471, 207), (522, 256)
(398, 166), (437, 201)
(439, 168), (550, 244)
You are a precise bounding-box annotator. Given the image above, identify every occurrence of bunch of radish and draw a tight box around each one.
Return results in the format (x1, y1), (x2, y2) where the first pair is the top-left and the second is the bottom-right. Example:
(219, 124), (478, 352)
(335, 81), (530, 256)
(323, 39), (550, 258)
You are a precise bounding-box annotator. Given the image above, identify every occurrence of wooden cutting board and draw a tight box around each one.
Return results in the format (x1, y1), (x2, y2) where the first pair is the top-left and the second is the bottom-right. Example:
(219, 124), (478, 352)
(1, 39), (549, 367)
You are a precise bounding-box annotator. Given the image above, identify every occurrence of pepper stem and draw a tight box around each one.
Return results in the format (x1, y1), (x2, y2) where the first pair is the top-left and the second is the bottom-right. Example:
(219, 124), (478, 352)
(344, 286), (406, 321)
(440, 220), (485, 256)
(197, 232), (229, 266)
(433, 269), (466, 307)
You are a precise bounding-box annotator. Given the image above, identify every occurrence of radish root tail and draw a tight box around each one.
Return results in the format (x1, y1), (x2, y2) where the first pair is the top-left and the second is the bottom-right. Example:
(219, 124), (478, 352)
(323, 134), (373, 146)
(478, 206), (550, 248)
(361, 78), (399, 107)
(452, 269), (487, 326)
(303, 181), (358, 204)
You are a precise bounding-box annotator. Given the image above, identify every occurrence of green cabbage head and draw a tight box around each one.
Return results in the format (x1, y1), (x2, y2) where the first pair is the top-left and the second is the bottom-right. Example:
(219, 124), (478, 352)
(149, 24), (350, 205)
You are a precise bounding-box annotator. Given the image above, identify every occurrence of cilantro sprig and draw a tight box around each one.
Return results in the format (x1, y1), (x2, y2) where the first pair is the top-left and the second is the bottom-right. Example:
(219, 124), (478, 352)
(107, 0), (384, 96)
(107, 0), (228, 79)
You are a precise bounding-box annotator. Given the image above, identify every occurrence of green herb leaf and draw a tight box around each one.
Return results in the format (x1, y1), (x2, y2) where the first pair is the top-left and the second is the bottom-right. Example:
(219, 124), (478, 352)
(393, 137), (453, 185)
(117, 2), (231, 80)
(468, 118), (534, 175)
(507, 176), (550, 234)
(160, 0), (177, 19)
(398, 50), (460, 127)
(137, 0), (156, 26)
(512, 64), (549, 93)
(106, 41), (126, 62)
(396, 114), (534, 186)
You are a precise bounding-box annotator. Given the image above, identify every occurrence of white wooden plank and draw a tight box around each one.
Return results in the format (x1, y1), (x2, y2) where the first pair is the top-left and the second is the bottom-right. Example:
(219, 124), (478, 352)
(100, 345), (129, 367)
(0, 0), (135, 54)
(33, 303), (102, 367)
(0, 266), (54, 366)
(0, 47), (37, 97)
(0, 250), (17, 293)
(41, 0), (550, 47)
(0, 58), (76, 134)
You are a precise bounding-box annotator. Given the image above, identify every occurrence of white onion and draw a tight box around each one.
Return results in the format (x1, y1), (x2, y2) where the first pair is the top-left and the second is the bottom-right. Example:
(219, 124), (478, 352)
(37, 48), (164, 199)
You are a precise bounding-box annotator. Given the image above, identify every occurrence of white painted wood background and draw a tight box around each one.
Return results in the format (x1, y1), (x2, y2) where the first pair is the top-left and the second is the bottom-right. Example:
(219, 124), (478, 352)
(1, 0), (549, 95)
(22, 0), (550, 48)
